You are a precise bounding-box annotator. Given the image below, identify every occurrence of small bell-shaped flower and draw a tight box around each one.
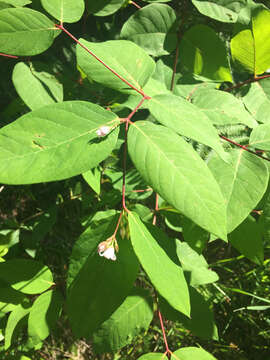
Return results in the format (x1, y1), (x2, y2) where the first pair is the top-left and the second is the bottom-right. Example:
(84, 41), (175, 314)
(98, 238), (117, 261)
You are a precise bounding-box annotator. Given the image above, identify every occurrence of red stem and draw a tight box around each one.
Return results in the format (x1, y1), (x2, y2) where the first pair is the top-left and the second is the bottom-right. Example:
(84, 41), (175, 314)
(220, 135), (270, 162)
(225, 74), (270, 92)
(55, 24), (150, 99)
(0, 53), (18, 59)
(113, 211), (123, 237)
(130, 1), (141, 9)
(158, 310), (171, 356)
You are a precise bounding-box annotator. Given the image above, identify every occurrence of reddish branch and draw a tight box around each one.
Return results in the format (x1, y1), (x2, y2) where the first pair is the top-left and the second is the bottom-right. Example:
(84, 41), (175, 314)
(0, 53), (18, 59)
(130, 1), (141, 9)
(55, 24), (150, 99)
(219, 135), (270, 162)
(225, 74), (270, 92)
(158, 310), (172, 358)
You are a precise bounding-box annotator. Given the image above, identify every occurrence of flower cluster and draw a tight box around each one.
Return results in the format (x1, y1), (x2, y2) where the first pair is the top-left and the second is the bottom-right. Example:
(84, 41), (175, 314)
(96, 126), (111, 137)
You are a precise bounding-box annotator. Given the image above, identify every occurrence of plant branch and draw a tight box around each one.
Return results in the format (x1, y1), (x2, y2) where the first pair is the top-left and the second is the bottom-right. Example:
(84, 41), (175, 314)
(225, 74), (270, 92)
(158, 310), (171, 357)
(55, 24), (150, 99)
(220, 135), (270, 162)
(129, 0), (141, 9)
(0, 53), (18, 59)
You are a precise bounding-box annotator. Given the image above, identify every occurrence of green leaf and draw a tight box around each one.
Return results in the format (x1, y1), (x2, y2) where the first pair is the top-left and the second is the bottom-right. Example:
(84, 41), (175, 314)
(0, 8), (58, 56)
(208, 149), (269, 233)
(0, 0), (31, 6)
(128, 212), (190, 317)
(0, 259), (54, 294)
(86, 0), (126, 17)
(128, 122), (227, 239)
(83, 168), (101, 195)
(67, 212), (139, 337)
(147, 94), (228, 160)
(190, 89), (257, 128)
(12, 62), (63, 111)
(180, 25), (232, 82)
(0, 101), (120, 185)
(137, 354), (164, 360)
(0, 284), (26, 313)
(5, 303), (31, 350)
(181, 216), (209, 254)
(231, 9), (270, 75)
(41, 0), (84, 23)
(250, 123), (270, 150)
(28, 290), (63, 346)
(191, 0), (246, 23)
(120, 3), (177, 57)
(173, 347), (217, 360)
(92, 287), (153, 353)
(229, 216), (264, 265)
(160, 287), (218, 340)
(176, 242), (218, 286)
(76, 39), (155, 93)
(242, 80), (270, 123)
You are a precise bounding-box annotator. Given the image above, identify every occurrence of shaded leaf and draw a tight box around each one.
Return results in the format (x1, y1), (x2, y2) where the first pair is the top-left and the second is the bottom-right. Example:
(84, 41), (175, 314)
(93, 287), (153, 353)
(67, 212), (139, 337)
(180, 25), (232, 82)
(229, 216), (264, 265)
(0, 259), (53, 294)
(86, 0), (125, 17)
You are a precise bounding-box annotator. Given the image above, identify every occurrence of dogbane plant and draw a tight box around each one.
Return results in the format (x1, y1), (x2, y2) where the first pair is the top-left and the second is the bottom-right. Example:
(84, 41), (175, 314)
(0, 0), (270, 359)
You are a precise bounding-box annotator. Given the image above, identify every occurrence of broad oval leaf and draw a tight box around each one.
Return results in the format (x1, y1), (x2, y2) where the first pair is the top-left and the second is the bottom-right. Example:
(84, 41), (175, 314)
(0, 284), (26, 313)
(173, 347), (217, 360)
(120, 3), (177, 57)
(250, 123), (270, 150)
(242, 80), (270, 124)
(180, 25), (232, 82)
(28, 290), (63, 345)
(208, 149), (268, 233)
(12, 62), (63, 111)
(0, 259), (54, 294)
(147, 93), (228, 160)
(160, 287), (218, 340)
(41, 0), (85, 23)
(128, 212), (190, 317)
(229, 216), (264, 265)
(67, 212), (139, 337)
(76, 39), (155, 93)
(86, 0), (125, 17)
(92, 287), (153, 353)
(176, 242), (219, 287)
(5, 303), (31, 350)
(191, 0), (246, 23)
(190, 89), (257, 128)
(0, 8), (58, 56)
(128, 122), (227, 239)
(231, 9), (270, 75)
(0, 101), (119, 185)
